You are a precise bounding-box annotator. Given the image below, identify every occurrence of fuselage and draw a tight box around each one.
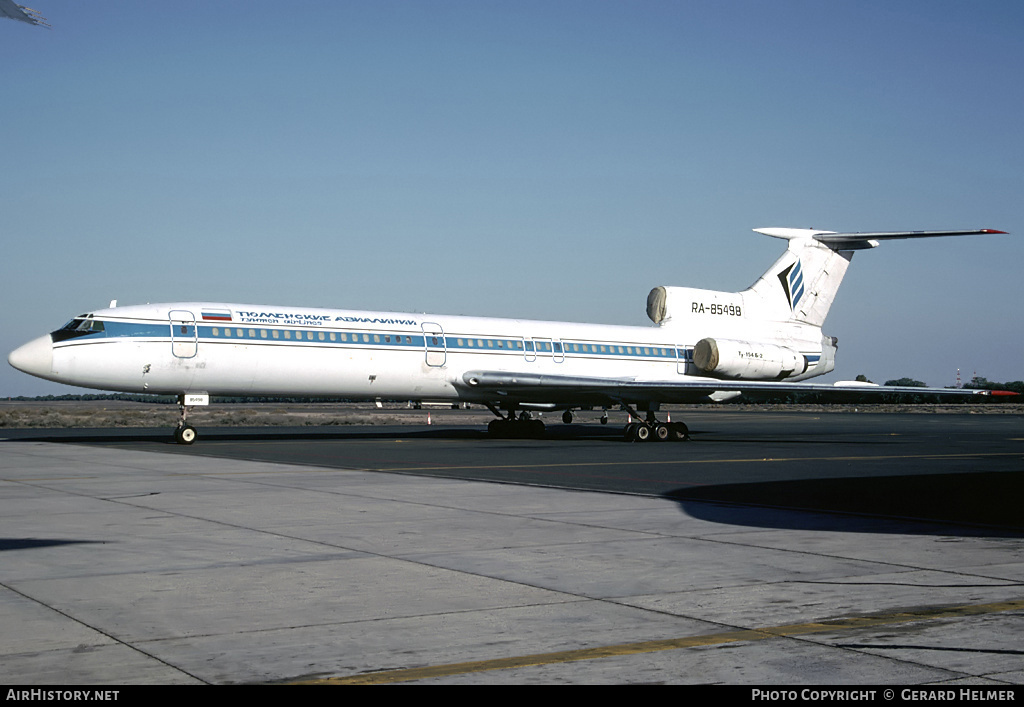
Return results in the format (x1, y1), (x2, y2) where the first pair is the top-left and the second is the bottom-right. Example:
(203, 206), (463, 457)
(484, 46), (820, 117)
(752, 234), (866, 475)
(9, 301), (833, 406)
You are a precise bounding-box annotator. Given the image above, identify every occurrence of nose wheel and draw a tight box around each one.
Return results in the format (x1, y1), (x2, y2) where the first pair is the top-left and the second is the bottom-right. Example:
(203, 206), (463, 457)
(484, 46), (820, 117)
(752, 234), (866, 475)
(174, 425), (197, 445)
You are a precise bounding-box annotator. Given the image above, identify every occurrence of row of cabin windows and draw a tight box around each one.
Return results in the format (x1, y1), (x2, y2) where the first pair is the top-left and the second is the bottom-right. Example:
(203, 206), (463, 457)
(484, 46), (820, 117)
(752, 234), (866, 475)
(209, 328), (413, 345)
(206, 327), (672, 358)
(572, 344), (670, 356)
(450, 338), (669, 357)
(454, 338), (524, 350)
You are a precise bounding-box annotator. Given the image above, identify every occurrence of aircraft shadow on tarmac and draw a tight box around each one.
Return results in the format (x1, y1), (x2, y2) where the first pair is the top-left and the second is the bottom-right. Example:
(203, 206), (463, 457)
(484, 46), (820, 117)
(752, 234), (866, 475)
(664, 472), (1024, 538)
(0, 538), (104, 551)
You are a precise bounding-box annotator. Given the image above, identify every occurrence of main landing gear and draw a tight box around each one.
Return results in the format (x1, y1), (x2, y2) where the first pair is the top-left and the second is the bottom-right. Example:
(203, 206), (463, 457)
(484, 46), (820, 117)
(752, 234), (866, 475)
(622, 407), (689, 443)
(485, 403), (687, 442)
(485, 404), (546, 439)
(174, 395), (198, 445)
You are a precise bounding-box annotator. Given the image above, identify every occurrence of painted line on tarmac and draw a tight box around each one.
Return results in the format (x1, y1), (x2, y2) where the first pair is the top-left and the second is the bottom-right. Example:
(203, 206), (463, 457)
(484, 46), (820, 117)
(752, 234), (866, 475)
(297, 597), (1024, 685)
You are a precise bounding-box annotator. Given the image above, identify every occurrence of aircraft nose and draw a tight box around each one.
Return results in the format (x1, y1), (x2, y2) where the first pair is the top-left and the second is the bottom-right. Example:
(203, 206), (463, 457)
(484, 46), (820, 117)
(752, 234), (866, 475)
(8, 335), (54, 379)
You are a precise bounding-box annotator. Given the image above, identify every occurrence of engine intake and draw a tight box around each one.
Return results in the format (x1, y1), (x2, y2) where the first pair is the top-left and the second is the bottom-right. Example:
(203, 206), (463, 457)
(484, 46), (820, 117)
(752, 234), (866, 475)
(693, 338), (807, 380)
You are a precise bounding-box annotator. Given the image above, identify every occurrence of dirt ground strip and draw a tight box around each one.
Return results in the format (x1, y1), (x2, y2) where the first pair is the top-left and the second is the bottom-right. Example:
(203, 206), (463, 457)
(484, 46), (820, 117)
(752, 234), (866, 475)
(1, 399), (1021, 429)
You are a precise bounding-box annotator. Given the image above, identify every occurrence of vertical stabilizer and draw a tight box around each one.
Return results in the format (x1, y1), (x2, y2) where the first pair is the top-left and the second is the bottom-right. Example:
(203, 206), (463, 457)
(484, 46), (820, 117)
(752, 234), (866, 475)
(743, 234), (854, 328)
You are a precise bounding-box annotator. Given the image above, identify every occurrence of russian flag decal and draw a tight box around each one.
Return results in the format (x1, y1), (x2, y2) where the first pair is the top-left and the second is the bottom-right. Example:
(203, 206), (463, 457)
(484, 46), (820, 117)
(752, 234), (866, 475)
(201, 310), (233, 322)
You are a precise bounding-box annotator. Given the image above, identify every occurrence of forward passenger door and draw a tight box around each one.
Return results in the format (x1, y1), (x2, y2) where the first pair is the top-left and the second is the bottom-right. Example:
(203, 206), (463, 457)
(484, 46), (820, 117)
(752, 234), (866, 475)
(169, 310), (198, 359)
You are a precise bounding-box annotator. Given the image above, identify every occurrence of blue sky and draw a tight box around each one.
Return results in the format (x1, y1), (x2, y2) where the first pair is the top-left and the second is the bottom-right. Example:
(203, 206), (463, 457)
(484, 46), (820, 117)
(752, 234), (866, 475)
(3, 1), (1021, 396)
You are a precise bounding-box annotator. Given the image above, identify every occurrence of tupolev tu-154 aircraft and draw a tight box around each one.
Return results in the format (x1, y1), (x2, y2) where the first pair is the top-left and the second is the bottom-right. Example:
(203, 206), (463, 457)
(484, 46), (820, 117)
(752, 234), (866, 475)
(8, 227), (1014, 444)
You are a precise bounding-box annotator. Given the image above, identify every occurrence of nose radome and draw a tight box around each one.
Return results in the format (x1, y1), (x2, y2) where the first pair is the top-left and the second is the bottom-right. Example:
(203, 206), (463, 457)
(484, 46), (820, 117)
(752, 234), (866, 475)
(8, 335), (54, 379)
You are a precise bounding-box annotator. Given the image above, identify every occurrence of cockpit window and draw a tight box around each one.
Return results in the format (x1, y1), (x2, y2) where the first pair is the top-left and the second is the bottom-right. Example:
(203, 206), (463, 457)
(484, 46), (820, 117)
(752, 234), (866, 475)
(61, 317), (105, 333)
(52, 315), (105, 342)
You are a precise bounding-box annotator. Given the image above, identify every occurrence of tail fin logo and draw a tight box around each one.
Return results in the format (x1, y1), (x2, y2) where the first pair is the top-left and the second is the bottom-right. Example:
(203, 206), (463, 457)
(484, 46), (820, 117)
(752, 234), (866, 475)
(778, 259), (805, 311)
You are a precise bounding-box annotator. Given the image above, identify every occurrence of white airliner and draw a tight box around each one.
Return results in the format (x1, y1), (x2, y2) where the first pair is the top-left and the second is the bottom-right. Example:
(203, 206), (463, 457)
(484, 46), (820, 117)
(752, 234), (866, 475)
(8, 227), (1013, 444)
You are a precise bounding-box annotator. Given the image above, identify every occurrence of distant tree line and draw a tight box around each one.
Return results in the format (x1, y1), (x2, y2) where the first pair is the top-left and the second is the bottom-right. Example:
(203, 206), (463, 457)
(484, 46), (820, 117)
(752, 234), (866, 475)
(733, 374), (1023, 405)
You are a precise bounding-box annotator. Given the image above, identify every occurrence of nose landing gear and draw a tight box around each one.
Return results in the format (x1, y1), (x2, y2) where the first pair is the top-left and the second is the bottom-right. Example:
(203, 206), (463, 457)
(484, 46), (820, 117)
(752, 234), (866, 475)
(174, 395), (198, 445)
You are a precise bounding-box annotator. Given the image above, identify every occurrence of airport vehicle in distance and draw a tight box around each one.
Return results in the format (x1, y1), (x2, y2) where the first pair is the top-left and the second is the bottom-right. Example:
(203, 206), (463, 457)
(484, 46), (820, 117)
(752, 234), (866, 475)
(8, 227), (1012, 444)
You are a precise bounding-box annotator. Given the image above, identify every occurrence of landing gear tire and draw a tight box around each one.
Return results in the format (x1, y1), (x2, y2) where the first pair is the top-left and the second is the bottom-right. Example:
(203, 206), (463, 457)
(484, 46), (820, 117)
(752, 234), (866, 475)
(669, 421), (689, 441)
(627, 423), (652, 442)
(174, 425), (197, 445)
(562, 410), (574, 424)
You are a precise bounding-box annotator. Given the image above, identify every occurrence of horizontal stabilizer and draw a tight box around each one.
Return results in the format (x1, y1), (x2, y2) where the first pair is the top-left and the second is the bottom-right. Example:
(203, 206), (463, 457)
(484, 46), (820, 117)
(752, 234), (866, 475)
(755, 228), (1007, 251)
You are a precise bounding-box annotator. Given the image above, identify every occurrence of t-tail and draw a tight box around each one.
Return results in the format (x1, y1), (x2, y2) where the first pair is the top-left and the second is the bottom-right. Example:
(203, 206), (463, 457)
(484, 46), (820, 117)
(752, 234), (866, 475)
(648, 227), (1007, 330)
(646, 227), (1007, 381)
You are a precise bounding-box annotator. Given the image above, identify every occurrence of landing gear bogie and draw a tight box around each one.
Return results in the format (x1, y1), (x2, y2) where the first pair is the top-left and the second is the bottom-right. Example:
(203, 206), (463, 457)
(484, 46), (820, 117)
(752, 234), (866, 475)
(624, 418), (689, 443)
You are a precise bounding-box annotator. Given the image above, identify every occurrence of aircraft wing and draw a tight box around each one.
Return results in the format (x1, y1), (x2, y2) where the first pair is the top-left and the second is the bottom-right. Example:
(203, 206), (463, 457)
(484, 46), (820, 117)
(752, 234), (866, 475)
(459, 370), (1015, 406)
(0, 0), (49, 26)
